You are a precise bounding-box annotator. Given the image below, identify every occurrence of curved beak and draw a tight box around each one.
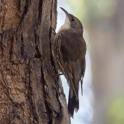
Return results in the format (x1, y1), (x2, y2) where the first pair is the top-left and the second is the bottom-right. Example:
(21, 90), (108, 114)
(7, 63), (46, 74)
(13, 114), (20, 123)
(60, 7), (70, 16)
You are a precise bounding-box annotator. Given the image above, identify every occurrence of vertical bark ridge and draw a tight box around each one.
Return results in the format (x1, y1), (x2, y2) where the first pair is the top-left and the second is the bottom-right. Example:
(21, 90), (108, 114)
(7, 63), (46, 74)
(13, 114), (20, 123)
(0, 0), (70, 123)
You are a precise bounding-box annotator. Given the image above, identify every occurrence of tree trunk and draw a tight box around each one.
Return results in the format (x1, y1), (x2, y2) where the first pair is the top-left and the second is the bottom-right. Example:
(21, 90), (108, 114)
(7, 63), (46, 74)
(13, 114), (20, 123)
(88, 0), (124, 124)
(0, 0), (70, 124)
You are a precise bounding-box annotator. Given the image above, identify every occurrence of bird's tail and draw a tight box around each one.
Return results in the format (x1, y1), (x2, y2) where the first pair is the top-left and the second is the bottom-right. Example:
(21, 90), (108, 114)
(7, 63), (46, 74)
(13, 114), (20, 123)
(68, 87), (79, 117)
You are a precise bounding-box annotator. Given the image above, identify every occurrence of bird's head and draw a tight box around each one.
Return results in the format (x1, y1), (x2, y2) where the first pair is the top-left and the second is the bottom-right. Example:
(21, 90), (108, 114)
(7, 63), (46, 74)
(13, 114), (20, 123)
(60, 7), (83, 34)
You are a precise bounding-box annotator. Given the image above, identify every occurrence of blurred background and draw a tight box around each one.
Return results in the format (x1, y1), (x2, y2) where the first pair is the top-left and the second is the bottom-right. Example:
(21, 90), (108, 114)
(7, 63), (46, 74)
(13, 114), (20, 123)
(57, 0), (124, 124)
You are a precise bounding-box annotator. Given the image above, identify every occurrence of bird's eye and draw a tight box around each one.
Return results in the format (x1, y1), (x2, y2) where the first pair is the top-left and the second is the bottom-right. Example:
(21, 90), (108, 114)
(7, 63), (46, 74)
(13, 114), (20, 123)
(71, 18), (75, 21)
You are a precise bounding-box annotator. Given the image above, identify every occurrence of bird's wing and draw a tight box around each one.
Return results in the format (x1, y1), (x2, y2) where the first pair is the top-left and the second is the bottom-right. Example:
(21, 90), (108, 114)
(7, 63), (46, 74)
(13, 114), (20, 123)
(52, 33), (66, 74)
(61, 35), (86, 62)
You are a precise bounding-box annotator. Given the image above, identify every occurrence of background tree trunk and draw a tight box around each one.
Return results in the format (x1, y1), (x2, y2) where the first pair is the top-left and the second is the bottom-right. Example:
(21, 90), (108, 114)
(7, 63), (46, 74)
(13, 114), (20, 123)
(0, 0), (70, 123)
(88, 0), (124, 123)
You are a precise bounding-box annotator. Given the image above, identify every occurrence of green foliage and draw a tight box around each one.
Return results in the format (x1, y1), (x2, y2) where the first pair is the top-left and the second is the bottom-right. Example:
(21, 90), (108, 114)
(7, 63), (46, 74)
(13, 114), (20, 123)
(108, 97), (124, 124)
(67, 0), (116, 24)
(67, 0), (86, 20)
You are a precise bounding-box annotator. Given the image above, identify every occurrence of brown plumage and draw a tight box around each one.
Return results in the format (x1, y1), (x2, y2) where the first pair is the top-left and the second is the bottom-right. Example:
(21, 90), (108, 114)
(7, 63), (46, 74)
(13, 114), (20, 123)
(52, 7), (86, 117)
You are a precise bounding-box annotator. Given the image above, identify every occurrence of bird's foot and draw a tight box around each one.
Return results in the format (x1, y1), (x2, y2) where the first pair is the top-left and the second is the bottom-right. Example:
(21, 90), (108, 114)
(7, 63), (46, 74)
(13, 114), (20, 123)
(51, 27), (56, 35)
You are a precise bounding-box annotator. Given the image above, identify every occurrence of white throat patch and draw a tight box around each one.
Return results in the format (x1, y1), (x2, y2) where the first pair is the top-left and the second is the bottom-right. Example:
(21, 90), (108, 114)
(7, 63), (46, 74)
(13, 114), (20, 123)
(59, 16), (71, 31)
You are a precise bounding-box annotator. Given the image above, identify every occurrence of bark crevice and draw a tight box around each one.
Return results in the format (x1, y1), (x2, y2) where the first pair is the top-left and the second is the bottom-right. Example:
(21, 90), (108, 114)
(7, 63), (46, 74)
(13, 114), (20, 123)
(0, 0), (70, 123)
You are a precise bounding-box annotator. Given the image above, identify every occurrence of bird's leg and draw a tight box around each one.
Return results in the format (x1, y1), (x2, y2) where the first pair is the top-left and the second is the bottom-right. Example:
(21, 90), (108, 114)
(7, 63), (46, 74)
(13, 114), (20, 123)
(54, 72), (64, 79)
(58, 72), (64, 76)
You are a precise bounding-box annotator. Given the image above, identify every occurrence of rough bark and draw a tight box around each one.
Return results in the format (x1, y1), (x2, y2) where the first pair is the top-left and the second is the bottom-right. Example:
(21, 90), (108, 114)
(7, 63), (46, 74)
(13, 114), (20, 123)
(0, 0), (70, 124)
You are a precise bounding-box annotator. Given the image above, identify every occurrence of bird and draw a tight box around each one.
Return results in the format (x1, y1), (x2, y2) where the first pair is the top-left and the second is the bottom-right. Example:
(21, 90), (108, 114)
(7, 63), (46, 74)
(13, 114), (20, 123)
(52, 7), (86, 117)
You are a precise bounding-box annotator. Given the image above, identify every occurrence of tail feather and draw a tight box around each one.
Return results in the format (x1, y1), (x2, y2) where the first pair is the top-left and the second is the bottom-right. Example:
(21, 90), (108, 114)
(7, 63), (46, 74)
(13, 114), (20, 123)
(68, 89), (79, 117)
